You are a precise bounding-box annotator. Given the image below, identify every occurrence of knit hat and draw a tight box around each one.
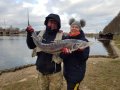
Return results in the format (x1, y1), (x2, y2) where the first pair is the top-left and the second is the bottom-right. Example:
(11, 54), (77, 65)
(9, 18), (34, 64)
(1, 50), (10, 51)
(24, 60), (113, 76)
(69, 18), (86, 29)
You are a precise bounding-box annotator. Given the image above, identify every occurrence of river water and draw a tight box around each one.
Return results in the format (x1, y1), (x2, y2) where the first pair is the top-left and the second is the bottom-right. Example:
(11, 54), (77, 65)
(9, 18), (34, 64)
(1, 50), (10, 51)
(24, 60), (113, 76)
(0, 36), (113, 71)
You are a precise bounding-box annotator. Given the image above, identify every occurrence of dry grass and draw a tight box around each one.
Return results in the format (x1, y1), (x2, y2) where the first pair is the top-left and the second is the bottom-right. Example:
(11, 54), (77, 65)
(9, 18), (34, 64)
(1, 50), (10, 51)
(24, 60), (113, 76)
(1, 58), (120, 90)
(80, 59), (120, 90)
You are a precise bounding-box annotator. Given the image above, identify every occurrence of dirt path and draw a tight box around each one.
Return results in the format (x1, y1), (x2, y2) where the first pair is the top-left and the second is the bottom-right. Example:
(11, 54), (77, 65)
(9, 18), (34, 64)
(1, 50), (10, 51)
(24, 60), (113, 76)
(0, 66), (37, 86)
(111, 41), (120, 58)
(0, 57), (112, 89)
(0, 58), (97, 84)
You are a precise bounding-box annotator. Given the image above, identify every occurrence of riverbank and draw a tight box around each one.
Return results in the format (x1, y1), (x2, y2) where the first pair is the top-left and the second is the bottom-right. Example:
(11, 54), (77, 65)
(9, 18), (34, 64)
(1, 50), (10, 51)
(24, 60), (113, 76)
(0, 39), (120, 90)
(0, 58), (120, 90)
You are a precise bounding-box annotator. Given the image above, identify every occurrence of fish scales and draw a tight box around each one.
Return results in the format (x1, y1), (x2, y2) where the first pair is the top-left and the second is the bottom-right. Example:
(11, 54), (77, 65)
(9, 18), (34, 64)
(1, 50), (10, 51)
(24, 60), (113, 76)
(31, 32), (90, 54)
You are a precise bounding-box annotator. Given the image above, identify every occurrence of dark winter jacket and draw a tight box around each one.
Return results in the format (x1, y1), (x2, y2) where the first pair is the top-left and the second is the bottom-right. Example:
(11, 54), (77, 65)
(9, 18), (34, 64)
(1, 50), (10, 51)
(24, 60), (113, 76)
(26, 14), (63, 75)
(60, 30), (90, 83)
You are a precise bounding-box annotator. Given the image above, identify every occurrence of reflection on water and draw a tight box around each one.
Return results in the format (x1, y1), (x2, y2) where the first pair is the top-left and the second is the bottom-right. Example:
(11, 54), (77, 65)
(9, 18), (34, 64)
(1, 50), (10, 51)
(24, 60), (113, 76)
(99, 40), (114, 56)
(87, 37), (108, 56)
(0, 36), (113, 71)
(0, 36), (36, 71)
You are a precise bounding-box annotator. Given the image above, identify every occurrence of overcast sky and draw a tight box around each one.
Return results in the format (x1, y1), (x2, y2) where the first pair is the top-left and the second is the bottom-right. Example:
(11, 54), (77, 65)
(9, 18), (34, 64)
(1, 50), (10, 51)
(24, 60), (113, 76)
(0, 0), (120, 33)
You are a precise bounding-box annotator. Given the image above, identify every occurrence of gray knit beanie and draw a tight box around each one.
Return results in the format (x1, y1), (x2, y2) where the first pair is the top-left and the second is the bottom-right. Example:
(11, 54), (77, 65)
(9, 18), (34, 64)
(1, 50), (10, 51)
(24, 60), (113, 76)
(69, 18), (86, 29)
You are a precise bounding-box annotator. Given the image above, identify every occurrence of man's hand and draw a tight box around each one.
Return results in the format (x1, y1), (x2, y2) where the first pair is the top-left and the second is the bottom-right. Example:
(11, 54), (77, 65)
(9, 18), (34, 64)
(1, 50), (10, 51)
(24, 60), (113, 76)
(61, 48), (71, 54)
(26, 25), (34, 33)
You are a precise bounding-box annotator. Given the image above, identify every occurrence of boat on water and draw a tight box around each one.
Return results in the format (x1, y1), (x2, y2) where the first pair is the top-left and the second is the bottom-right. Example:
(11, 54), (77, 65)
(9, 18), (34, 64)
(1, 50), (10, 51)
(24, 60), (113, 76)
(97, 33), (114, 44)
(98, 38), (111, 45)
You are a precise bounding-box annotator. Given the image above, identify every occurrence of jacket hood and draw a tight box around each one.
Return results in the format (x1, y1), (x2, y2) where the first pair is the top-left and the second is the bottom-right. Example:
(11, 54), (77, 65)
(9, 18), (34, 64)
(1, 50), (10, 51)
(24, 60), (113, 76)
(44, 13), (61, 30)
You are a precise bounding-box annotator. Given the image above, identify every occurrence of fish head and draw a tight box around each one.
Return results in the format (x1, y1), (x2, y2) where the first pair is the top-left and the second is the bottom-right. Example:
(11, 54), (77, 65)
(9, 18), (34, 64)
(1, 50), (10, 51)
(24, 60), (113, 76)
(72, 43), (82, 50)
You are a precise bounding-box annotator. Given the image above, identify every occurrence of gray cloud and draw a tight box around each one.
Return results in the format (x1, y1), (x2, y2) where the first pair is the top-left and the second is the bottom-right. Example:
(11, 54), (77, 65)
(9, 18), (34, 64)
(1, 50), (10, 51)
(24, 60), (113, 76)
(0, 0), (120, 33)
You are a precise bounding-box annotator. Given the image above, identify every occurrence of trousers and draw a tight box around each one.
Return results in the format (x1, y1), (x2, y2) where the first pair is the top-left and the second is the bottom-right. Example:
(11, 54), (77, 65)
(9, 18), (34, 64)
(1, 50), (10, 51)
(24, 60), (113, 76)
(37, 71), (63, 90)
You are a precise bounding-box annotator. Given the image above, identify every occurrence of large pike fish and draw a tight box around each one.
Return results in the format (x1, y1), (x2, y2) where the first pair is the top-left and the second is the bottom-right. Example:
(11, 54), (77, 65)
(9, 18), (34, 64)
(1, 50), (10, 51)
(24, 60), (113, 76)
(31, 32), (90, 54)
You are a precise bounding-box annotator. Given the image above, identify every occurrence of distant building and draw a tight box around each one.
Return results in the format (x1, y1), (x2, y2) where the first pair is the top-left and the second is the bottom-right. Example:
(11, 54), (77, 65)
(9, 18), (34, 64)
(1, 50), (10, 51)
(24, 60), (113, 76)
(0, 27), (19, 36)
(99, 33), (113, 40)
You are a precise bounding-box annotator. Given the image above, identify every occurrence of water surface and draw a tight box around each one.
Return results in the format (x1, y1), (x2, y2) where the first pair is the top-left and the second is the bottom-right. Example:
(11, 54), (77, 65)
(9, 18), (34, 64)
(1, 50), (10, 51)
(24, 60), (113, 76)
(0, 36), (36, 71)
(0, 36), (112, 71)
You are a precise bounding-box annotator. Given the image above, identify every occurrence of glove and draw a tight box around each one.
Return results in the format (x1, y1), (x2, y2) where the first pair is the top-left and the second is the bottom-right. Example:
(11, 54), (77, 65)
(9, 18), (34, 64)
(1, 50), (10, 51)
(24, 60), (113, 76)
(26, 25), (34, 33)
(61, 48), (71, 54)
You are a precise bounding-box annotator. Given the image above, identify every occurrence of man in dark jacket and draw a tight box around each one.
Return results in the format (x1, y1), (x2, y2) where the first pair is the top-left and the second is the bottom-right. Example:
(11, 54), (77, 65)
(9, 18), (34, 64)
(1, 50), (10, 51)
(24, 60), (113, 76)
(61, 18), (90, 90)
(26, 13), (63, 90)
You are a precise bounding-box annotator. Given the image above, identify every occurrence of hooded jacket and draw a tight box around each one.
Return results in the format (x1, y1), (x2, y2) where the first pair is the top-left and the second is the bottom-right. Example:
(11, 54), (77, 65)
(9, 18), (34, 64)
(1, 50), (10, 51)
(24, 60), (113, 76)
(26, 14), (63, 75)
(44, 13), (61, 30)
(60, 30), (90, 83)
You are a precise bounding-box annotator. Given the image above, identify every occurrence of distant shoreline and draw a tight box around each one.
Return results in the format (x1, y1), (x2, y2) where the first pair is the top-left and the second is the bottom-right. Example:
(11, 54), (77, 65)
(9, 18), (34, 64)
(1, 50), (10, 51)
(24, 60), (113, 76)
(0, 64), (35, 75)
(0, 55), (117, 75)
(0, 33), (27, 36)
